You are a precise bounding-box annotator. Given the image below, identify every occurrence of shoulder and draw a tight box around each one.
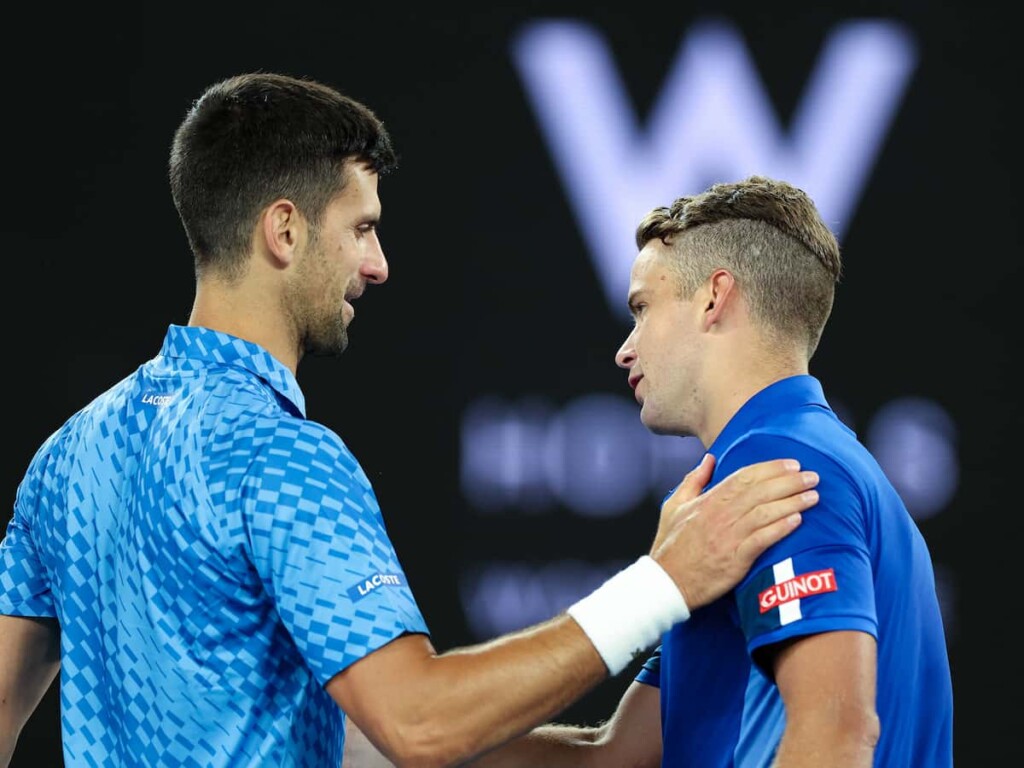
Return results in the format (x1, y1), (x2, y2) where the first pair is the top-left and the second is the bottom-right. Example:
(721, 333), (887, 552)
(716, 429), (859, 496)
(250, 416), (371, 487)
(717, 430), (870, 544)
(257, 416), (352, 461)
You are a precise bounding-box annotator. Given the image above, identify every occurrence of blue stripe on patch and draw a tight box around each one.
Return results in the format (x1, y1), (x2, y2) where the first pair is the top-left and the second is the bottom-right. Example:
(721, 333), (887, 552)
(738, 566), (782, 641)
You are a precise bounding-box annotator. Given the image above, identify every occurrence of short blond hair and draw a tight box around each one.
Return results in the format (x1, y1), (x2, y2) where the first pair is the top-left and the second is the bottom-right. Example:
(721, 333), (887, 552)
(635, 175), (841, 357)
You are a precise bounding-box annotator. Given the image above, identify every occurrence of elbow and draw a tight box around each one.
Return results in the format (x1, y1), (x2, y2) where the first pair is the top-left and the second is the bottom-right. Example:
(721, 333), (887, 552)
(387, 743), (452, 768)
(374, 719), (478, 768)
(843, 703), (880, 751)
(833, 705), (881, 759)
(781, 705), (881, 762)
(859, 709), (881, 753)
(388, 746), (467, 768)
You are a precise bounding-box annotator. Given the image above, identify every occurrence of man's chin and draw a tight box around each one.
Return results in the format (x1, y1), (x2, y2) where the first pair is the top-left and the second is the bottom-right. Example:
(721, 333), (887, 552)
(304, 327), (349, 357)
(640, 408), (676, 436)
(639, 409), (659, 432)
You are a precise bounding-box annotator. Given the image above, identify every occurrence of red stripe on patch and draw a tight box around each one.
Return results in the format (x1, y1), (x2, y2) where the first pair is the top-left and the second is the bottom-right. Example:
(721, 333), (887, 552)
(758, 568), (837, 613)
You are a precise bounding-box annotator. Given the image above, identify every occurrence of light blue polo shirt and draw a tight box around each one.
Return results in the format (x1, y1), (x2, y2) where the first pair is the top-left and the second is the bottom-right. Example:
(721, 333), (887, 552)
(0, 324), (428, 766)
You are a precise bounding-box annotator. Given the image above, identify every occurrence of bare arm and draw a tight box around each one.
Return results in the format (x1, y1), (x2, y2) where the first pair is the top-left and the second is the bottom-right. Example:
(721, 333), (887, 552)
(770, 630), (880, 767)
(0, 615), (60, 768)
(328, 456), (819, 767)
(331, 617), (606, 768)
(466, 678), (662, 768)
(340, 680), (660, 768)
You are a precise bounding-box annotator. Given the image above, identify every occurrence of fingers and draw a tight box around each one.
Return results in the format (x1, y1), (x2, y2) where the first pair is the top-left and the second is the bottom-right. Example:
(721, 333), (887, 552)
(650, 458), (821, 610)
(735, 515), (803, 564)
(733, 480), (819, 563)
(720, 457), (805, 488)
(734, 505), (809, 564)
(739, 470), (819, 518)
(715, 460), (817, 511)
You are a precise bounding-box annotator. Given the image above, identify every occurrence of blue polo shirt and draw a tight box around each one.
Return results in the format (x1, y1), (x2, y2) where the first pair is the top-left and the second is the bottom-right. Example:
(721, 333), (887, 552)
(636, 375), (952, 767)
(0, 324), (428, 766)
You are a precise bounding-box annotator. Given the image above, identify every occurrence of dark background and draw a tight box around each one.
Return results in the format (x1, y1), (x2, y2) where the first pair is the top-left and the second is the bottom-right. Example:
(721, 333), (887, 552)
(4, 2), (1019, 764)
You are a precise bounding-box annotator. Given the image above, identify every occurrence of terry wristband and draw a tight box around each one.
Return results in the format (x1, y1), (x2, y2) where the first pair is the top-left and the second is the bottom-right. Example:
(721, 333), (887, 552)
(566, 555), (691, 676)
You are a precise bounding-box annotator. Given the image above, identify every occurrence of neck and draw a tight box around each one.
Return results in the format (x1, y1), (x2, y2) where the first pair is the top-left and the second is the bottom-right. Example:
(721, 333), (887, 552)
(188, 279), (301, 375)
(697, 352), (807, 447)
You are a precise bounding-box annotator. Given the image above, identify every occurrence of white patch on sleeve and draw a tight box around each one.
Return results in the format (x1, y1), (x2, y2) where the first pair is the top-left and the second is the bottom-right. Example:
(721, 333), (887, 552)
(772, 558), (803, 626)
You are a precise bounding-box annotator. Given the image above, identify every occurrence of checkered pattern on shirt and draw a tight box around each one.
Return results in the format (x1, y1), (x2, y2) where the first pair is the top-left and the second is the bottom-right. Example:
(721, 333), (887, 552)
(0, 325), (428, 766)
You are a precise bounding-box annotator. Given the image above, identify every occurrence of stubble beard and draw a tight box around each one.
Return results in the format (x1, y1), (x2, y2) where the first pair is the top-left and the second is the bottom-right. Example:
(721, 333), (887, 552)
(303, 307), (349, 358)
(292, 238), (351, 358)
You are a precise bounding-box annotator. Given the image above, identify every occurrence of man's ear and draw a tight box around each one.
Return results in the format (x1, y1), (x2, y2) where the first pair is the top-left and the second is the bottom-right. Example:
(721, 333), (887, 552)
(702, 269), (738, 330)
(261, 199), (303, 268)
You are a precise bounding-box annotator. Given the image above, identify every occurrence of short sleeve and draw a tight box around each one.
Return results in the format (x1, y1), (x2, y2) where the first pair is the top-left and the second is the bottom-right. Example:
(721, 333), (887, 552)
(0, 455), (57, 618)
(241, 421), (428, 684)
(718, 434), (877, 660)
(634, 644), (662, 688)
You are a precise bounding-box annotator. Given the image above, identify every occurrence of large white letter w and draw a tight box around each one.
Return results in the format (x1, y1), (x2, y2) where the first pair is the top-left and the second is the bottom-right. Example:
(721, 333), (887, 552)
(511, 18), (917, 319)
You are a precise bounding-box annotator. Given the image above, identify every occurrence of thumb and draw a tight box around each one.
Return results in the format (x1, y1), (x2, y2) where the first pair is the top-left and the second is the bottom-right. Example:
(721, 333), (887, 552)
(652, 453), (716, 555)
(664, 453), (715, 508)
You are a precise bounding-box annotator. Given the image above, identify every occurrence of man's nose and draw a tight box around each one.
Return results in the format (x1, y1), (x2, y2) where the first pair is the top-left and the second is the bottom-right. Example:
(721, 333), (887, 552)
(363, 246), (388, 285)
(615, 331), (636, 369)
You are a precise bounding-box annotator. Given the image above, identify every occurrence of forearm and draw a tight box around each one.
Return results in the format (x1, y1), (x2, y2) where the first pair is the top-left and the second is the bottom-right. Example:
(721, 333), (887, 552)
(466, 724), (602, 768)
(339, 450), (819, 767)
(382, 618), (606, 766)
(337, 556), (685, 767)
(464, 677), (661, 768)
(341, 723), (601, 768)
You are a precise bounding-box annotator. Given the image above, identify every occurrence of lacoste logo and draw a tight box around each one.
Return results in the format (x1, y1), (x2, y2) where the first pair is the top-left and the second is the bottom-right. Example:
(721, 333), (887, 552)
(140, 393), (175, 407)
(347, 573), (407, 602)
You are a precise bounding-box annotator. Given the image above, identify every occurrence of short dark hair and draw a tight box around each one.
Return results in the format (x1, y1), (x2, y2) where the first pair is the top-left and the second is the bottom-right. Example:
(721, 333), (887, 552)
(636, 175), (842, 358)
(168, 72), (398, 278)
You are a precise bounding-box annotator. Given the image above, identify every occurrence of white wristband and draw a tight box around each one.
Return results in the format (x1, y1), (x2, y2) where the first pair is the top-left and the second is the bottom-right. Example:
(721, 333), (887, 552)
(566, 556), (690, 676)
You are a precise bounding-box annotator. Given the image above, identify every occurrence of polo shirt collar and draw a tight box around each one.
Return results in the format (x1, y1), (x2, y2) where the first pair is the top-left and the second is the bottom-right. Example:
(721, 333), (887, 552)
(708, 374), (829, 456)
(158, 324), (307, 417)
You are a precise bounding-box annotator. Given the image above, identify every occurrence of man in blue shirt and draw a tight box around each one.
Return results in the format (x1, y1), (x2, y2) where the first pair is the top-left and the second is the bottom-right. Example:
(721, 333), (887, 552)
(0, 75), (821, 767)
(467, 176), (954, 767)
